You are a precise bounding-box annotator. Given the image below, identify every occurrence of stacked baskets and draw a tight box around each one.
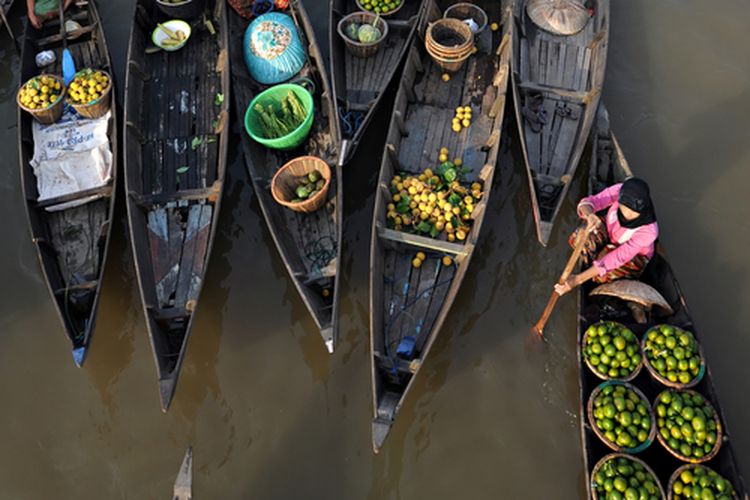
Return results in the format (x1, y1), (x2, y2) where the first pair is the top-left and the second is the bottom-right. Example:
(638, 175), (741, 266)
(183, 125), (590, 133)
(425, 18), (474, 72)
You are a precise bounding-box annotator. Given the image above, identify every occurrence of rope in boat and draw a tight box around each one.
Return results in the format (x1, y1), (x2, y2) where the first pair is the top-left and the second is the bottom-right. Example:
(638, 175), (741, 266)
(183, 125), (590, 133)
(303, 235), (336, 275)
(339, 108), (364, 138)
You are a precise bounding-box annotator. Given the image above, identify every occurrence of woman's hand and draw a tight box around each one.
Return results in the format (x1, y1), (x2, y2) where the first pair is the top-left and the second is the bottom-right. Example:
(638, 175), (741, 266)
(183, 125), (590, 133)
(28, 11), (42, 29)
(585, 213), (601, 233)
(554, 277), (575, 296)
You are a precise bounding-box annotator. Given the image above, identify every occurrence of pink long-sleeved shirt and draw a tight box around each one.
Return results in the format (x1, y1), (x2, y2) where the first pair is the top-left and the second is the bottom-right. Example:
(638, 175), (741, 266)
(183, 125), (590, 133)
(577, 183), (659, 276)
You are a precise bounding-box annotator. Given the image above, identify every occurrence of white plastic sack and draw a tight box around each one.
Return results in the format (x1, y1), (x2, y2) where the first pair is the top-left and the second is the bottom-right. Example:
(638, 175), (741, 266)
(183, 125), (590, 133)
(31, 109), (112, 212)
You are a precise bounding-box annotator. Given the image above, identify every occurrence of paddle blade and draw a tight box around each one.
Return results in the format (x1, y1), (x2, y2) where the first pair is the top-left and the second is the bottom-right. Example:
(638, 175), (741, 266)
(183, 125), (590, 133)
(62, 49), (76, 85)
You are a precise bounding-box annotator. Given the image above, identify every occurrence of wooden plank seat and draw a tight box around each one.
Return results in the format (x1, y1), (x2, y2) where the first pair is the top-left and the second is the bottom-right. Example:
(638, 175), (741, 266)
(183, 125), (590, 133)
(33, 184), (113, 209)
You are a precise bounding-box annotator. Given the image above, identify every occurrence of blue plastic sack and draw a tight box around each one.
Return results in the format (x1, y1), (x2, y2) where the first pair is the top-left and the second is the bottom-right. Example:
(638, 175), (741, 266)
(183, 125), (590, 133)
(243, 12), (306, 85)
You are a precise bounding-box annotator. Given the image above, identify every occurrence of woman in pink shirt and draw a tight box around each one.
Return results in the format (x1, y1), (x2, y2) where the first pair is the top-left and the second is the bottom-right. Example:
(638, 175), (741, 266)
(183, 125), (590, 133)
(555, 177), (659, 296)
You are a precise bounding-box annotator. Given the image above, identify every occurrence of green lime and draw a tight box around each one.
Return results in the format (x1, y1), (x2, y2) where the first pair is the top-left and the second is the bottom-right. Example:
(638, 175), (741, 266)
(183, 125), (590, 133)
(614, 477), (628, 492)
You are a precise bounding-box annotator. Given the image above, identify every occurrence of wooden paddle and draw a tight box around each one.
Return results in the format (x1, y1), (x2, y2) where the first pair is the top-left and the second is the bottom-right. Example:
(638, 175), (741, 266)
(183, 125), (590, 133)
(531, 225), (591, 338)
(0, 5), (16, 51)
(59, 1), (76, 85)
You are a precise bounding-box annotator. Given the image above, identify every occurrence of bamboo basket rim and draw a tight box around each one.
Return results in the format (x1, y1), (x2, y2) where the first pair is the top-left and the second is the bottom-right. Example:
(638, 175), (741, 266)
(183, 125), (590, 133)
(16, 74), (65, 114)
(653, 388), (723, 464)
(591, 453), (666, 500)
(337, 11), (390, 48)
(587, 380), (656, 454)
(271, 155), (331, 212)
(355, 0), (405, 17)
(666, 463), (741, 500)
(426, 17), (474, 52)
(443, 2), (489, 34)
(582, 320), (643, 382)
(156, 0), (193, 6)
(641, 325), (707, 389)
(68, 68), (112, 110)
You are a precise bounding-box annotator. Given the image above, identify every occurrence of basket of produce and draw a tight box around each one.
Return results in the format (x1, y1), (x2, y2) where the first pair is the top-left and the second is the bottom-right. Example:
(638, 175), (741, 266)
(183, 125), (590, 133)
(591, 453), (665, 500)
(17, 74), (65, 124)
(587, 381), (656, 453)
(156, 0), (205, 20)
(66, 69), (112, 119)
(356, 0), (404, 17)
(443, 3), (489, 34)
(654, 389), (722, 463)
(337, 11), (389, 58)
(244, 12), (306, 85)
(152, 20), (191, 51)
(386, 147), (483, 243)
(271, 156), (331, 213)
(245, 83), (314, 150)
(642, 324), (706, 388)
(582, 321), (643, 382)
(667, 464), (739, 500)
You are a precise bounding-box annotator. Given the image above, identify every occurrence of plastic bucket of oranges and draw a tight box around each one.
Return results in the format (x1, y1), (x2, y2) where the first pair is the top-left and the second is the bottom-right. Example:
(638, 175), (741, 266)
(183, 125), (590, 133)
(17, 74), (65, 124)
(66, 69), (112, 119)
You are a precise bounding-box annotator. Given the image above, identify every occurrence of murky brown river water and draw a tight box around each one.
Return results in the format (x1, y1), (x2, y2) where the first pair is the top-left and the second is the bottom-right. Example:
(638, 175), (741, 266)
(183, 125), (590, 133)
(0, 1), (748, 498)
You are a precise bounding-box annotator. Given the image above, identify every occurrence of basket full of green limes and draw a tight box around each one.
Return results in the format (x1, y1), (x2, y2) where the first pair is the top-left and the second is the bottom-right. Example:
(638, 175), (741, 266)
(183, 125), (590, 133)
(583, 321), (643, 381)
(654, 389), (722, 463)
(591, 453), (665, 500)
(356, 0), (404, 16)
(668, 464), (738, 500)
(642, 324), (706, 388)
(588, 381), (656, 453)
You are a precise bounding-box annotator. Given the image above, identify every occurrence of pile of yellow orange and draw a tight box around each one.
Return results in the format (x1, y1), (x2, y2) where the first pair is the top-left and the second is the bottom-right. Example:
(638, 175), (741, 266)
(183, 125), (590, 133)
(386, 147), (483, 243)
(18, 75), (62, 110)
(67, 69), (110, 105)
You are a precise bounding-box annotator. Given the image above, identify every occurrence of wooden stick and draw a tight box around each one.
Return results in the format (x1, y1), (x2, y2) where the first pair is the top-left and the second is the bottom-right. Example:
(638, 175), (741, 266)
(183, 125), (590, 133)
(531, 225), (591, 338)
(0, 7), (16, 50)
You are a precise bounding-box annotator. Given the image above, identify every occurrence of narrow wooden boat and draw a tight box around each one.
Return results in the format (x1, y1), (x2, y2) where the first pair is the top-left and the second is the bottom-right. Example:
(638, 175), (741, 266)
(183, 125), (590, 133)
(369, 0), (512, 453)
(329, 0), (425, 165)
(17, 0), (117, 367)
(578, 106), (748, 498)
(228, 1), (342, 353)
(173, 446), (192, 500)
(124, 0), (230, 411)
(510, 0), (608, 246)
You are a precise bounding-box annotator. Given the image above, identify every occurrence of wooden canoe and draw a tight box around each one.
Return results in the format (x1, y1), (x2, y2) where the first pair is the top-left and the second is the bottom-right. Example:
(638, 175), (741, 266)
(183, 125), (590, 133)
(510, 0), (609, 246)
(17, 0), (117, 367)
(124, 0), (230, 411)
(329, 0), (425, 165)
(228, 0), (342, 353)
(369, 0), (512, 453)
(578, 105), (748, 498)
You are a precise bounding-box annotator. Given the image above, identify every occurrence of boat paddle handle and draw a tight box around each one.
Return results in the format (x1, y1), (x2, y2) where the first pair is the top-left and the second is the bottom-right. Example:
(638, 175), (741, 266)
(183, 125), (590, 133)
(531, 224), (591, 338)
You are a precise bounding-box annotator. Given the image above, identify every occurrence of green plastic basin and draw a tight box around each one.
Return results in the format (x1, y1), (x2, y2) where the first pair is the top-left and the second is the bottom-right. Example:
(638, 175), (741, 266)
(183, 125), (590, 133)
(244, 83), (314, 151)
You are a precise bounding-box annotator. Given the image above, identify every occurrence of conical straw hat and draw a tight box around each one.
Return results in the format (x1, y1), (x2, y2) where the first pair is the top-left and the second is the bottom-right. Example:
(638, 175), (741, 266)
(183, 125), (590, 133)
(589, 280), (674, 314)
(526, 0), (590, 36)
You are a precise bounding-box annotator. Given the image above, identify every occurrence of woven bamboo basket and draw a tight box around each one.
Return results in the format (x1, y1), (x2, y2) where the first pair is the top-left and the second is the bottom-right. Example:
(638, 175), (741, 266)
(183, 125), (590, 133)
(17, 75), (65, 125)
(271, 156), (331, 213)
(666, 464), (740, 500)
(653, 389), (723, 464)
(582, 321), (643, 382)
(591, 453), (666, 500)
(69, 69), (112, 119)
(443, 3), (489, 34)
(587, 380), (656, 454)
(156, 0), (205, 19)
(337, 11), (389, 58)
(425, 18), (474, 58)
(641, 325), (706, 389)
(355, 0), (404, 17)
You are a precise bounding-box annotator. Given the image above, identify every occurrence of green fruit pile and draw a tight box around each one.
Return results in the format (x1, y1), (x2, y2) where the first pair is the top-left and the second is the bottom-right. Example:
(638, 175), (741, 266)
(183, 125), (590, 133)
(358, 0), (402, 15)
(592, 455), (663, 500)
(590, 383), (653, 451)
(671, 465), (736, 500)
(583, 321), (642, 380)
(655, 390), (719, 461)
(643, 324), (704, 386)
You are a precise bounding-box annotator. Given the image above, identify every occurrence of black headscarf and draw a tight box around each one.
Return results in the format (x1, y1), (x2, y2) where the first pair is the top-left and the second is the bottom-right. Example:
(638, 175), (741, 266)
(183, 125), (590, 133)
(617, 177), (657, 229)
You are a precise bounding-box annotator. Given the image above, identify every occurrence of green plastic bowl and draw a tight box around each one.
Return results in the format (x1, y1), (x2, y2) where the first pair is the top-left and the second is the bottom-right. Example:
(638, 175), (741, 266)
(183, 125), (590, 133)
(244, 83), (314, 150)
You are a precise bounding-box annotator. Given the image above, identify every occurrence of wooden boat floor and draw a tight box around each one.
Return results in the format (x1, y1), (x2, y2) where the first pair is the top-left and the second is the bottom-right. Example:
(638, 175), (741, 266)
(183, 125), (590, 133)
(518, 13), (598, 221)
(132, 5), (223, 322)
(397, 54), (500, 184)
(380, 245), (456, 361)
